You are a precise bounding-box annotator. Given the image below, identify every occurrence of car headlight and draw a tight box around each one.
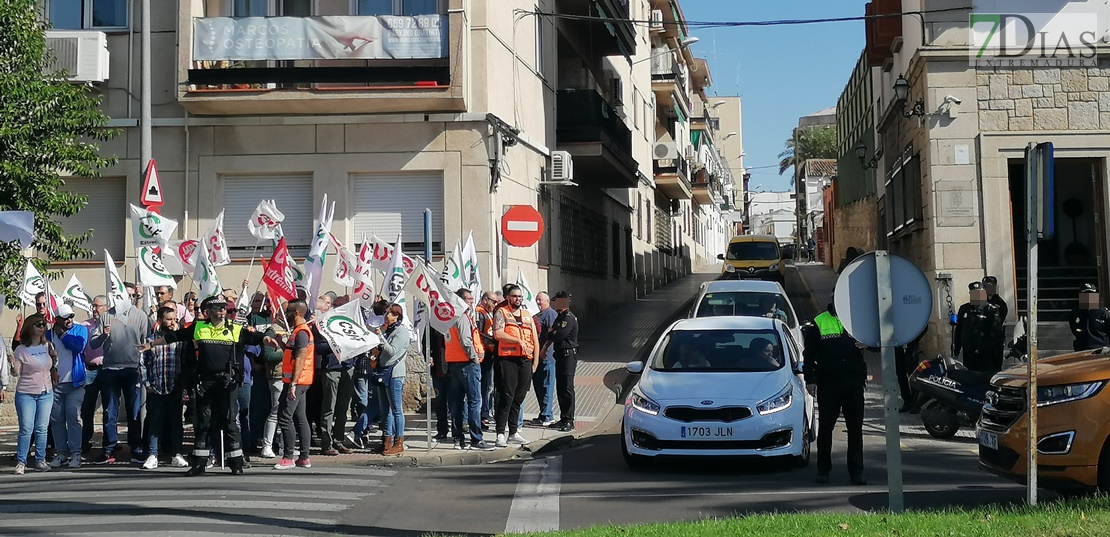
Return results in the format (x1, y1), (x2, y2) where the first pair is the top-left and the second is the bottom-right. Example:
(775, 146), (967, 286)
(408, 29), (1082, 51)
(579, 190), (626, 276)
(769, 263), (780, 271)
(757, 384), (793, 415)
(1037, 381), (1105, 407)
(724, 264), (736, 273)
(629, 390), (661, 416)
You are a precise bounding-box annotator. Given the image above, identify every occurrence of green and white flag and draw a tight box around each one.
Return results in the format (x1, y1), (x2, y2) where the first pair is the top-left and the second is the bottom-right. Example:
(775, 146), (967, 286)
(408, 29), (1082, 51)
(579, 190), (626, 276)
(62, 274), (92, 314)
(130, 204), (178, 248)
(304, 194), (335, 303)
(462, 230), (482, 297)
(314, 297), (380, 363)
(18, 260), (46, 308)
(104, 251), (129, 312)
(193, 240), (222, 300)
(385, 235), (408, 303)
(138, 246), (176, 289)
(515, 268), (539, 313)
(439, 240), (466, 293)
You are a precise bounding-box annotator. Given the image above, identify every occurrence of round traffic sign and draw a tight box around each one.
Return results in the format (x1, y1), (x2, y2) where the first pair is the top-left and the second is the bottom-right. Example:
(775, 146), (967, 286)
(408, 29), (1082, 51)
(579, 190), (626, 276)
(833, 252), (933, 348)
(501, 205), (545, 247)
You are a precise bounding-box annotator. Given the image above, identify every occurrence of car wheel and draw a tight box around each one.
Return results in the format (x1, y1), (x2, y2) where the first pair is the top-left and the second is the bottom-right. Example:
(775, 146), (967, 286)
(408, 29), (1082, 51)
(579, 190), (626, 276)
(621, 424), (651, 470)
(793, 420), (811, 468)
(921, 401), (960, 439)
(1098, 437), (1110, 493)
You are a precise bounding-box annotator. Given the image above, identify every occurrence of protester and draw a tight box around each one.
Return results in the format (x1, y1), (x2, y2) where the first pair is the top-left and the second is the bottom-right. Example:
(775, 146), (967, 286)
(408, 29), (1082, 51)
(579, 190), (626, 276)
(475, 291), (499, 430)
(12, 314), (56, 474)
(0, 333), (10, 415)
(428, 326), (450, 441)
(493, 284), (539, 447)
(373, 303), (410, 456)
(315, 293), (355, 455)
(80, 296), (107, 456)
(530, 292), (557, 428)
(91, 285), (153, 465)
(140, 307), (188, 469)
(446, 289), (495, 451)
(182, 292), (198, 325)
(12, 292), (50, 350)
(47, 305), (87, 469)
(275, 300), (315, 470)
(245, 293), (284, 459)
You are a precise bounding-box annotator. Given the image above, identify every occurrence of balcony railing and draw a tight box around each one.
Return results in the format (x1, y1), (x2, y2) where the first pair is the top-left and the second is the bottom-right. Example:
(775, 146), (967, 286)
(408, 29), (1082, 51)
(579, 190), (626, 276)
(556, 89), (633, 157)
(651, 52), (686, 93)
(653, 155), (689, 181)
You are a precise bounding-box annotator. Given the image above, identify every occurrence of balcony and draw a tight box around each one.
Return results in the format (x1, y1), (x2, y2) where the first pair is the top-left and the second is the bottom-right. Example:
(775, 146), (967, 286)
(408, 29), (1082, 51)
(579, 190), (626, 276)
(654, 155), (692, 200)
(692, 168), (724, 206)
(651, 51), (691, 119)
(556, 89), (638, 188)
(554, 0), (637, 60)
(176, 9), (467, 115)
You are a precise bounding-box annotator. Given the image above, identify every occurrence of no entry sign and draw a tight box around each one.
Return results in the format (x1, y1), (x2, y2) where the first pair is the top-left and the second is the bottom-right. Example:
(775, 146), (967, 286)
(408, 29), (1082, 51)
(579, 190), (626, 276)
(501, 205), (544, 247)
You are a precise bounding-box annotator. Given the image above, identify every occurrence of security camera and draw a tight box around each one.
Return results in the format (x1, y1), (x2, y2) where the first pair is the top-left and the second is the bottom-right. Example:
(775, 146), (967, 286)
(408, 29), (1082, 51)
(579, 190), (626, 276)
(943, 95), (962, 105)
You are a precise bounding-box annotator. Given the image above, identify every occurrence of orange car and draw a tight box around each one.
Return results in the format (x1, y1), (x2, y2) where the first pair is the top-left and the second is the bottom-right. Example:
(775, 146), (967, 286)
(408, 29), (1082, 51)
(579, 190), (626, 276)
(978, 350), (1110, 492)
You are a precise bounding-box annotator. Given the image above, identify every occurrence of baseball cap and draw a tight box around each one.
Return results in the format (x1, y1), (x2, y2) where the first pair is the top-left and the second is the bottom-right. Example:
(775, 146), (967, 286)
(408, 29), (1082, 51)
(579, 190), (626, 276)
(55, 304), (76, 319)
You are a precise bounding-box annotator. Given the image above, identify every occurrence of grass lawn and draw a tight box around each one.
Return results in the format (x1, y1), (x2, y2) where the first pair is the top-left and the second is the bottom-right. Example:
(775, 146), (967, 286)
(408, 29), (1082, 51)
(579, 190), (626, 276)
(497, 496), (1110, 537)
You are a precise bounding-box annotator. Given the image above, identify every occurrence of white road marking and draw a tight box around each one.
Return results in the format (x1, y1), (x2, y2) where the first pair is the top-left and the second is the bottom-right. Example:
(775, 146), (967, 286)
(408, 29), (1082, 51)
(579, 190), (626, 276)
(505, 456), (562, 534)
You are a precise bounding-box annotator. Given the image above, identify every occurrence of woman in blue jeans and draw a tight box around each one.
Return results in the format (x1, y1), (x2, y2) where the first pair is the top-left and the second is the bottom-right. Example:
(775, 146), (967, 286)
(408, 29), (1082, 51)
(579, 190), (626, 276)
(11, 314), (56, 475)
(373, 304), (409, 456)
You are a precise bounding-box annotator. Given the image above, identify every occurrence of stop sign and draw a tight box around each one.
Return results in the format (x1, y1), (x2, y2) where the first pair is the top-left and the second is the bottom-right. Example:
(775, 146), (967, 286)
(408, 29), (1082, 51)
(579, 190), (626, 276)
(501, 205), (545, 247)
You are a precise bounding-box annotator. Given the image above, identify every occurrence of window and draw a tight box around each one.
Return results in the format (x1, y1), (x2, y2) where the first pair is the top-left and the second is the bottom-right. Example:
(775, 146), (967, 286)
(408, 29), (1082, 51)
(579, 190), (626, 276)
(884, 146), (921, 236)
(611, 221), (621, 277)
(223, 176), (314, 258)
(282, 0), (311, 16)
(559, 198), (608, 277)
(695, 291), (797, 328)
(651, 329), (785, 372)
(231, 0), (269, 16)
(351, 173), (444, 254)
(58, 177), (126, 261)
(725, 241), (780, 261)
(356, 0), (442, 15)
(49, 0), (128, 30)
(535, 16), (545, 76)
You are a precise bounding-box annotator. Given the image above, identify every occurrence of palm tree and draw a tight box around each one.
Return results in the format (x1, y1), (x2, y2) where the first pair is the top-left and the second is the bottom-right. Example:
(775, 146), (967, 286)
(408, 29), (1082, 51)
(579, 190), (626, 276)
(778, 126), (838, 186)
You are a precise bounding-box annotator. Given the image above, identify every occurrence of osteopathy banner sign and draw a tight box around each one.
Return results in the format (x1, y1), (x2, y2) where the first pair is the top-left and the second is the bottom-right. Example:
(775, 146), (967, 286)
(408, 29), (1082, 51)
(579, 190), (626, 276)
(193, 15), (448, 61)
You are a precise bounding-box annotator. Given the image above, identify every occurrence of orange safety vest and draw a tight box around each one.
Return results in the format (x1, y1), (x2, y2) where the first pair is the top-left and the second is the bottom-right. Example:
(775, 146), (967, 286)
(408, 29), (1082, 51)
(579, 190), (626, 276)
(282, 323), (316, 385)
(476, 306), (494, 338)
(445, 315), (484, 363)
(495, 305), (535, 358)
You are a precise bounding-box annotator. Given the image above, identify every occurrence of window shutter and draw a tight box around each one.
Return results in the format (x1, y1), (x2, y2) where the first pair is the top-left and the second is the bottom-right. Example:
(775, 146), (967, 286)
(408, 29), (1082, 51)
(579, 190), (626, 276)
(58, 177), (126, 261)
(222, 175), (314, 256)
(351, 173), (444, 252)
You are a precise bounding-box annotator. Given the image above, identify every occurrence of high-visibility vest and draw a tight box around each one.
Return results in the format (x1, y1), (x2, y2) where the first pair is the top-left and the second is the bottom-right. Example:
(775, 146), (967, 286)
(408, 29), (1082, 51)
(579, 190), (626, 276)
(281, 323), (316, 385)
(495, 305), (535, 357)
(814, 312), (845, 338)
(192, 321), (241, 375)
(445, 316), (484, 363)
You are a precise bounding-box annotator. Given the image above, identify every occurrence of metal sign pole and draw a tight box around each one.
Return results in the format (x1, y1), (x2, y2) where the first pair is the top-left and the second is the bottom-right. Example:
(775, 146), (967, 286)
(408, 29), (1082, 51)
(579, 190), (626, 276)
(1024, 144), (1040, 506)
(424, 209), (433, 452)
(875, 251), (904, 513)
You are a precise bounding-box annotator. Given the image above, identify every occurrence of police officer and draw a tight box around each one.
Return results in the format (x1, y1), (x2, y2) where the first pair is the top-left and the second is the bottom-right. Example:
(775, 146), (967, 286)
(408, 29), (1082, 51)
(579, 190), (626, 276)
(954, 281), (1004, 373)
(545, 291), (578, 433)
(148, 296), (277, 475)
(982, 276), (1008, 367)
(802, 293), (868, 486)
(1069, 283), (1110, 351)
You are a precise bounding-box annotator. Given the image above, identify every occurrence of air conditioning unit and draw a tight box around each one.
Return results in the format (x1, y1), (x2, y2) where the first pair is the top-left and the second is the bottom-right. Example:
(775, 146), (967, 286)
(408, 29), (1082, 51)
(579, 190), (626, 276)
(650, 10), (665, 32)
(45, 30), (110, 83)
(550, 151), (574, 181)
(610, 77), (624, 106)
(684, 145), (696, 159)
(653, 141), (680, 160)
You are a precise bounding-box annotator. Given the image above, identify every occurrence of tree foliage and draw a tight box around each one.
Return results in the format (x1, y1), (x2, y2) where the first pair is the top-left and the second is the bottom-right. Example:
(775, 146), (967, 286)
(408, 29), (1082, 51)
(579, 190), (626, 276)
(778, 126), (838, 184)
(0, 0), (117, 307)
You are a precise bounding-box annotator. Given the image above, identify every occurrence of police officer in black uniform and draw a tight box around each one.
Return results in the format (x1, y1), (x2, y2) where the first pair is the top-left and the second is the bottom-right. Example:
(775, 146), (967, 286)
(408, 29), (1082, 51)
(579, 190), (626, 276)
(546, 291), (578, 433)
(954, 281), (1004, 373)
(1069, 283), (1110, 351)
(982, 276), (1008, 367)
(802, 294), (868, 486)
(148, 296), (277, 475)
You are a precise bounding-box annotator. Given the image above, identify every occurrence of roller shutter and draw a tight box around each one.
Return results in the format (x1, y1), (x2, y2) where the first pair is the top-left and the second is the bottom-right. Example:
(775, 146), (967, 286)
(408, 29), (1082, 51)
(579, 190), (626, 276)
(351, 173), (444, 253)
(222, 175), (314, 257)
(58, 177), (126, 261)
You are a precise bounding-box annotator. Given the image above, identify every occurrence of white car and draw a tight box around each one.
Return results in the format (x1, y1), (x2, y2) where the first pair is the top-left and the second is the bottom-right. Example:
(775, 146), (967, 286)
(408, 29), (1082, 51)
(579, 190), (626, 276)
(689, 279), (801, 344)
(622, 316), (813, 468)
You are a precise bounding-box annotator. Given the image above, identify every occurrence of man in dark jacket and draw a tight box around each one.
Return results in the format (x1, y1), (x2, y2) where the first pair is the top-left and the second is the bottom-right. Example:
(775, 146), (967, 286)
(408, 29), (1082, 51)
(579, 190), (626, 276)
(954, 282), (1004, 372)
(802, 294), (868, 486)
(1069, 284), (1110, 351)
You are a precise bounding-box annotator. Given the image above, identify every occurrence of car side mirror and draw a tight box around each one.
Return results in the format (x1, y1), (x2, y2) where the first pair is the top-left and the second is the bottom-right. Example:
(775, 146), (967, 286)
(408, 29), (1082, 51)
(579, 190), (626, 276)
(717, 254), (725, 260)
(626, 361), (645, 374)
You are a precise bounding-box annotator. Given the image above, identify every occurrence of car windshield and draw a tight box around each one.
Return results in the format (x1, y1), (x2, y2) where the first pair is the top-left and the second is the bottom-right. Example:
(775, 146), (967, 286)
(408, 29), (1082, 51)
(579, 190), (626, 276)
(726, 241), (780, 261)
(651, 329), (785, 372)
(695, 292), (796, 328)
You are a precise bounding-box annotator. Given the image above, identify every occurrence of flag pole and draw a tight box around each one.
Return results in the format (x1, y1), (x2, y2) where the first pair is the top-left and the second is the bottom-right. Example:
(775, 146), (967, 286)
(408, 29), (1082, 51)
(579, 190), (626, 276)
(423, 209), (433, 452)
(242, 238), (264, 295)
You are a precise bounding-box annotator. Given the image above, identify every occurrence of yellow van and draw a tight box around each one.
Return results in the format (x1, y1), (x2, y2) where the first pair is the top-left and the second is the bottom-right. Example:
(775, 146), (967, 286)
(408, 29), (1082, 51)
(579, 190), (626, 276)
(717, 235), (786, 283)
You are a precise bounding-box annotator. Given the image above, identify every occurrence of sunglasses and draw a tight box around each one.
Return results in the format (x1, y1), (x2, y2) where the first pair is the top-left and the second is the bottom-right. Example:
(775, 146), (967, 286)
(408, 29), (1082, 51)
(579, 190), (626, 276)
(35, 303), (46, 307)
(33, 323), (46, 328)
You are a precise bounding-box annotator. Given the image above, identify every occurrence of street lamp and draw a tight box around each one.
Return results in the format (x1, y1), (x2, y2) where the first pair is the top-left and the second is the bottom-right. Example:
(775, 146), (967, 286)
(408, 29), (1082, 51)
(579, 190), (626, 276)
(855, 143), (882, 170)
(722, 132), (738, 140)
(893, 74), (925, 118)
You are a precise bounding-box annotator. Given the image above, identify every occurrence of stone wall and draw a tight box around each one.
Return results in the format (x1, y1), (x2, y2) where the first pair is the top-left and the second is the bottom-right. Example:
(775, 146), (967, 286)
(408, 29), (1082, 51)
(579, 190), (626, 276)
(977, 64), (1110, 131)
(830, 196), (879, 270)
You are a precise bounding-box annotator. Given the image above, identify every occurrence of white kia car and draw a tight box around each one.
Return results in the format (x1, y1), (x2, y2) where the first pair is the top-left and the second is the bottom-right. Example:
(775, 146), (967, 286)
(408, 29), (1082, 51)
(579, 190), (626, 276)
(689, 279), (801, 344)
(621, 316), (813, 468)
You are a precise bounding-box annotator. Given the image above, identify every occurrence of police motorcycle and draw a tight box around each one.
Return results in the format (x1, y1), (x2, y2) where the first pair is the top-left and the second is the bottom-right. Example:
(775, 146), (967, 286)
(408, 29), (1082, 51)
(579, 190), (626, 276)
(908, 336), (1027, 439)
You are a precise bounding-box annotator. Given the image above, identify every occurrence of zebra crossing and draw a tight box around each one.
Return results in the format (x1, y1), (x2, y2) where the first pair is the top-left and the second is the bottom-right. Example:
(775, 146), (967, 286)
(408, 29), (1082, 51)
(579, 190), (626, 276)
(0, 464), (397, 536)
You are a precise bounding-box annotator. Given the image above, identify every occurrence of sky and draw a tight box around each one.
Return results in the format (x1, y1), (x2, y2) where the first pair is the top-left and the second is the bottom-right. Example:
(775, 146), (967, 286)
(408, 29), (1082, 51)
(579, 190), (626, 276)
(679, 1), (866, 192)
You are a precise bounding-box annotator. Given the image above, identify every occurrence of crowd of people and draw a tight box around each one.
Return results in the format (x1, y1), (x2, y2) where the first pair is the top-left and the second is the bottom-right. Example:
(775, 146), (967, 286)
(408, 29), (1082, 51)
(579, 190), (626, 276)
(0, 281), (580, 475)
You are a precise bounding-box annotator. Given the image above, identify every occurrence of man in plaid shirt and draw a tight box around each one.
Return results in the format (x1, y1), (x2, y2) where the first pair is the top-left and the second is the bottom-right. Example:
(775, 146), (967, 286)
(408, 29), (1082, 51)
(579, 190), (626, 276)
(140, 306), (188, 469)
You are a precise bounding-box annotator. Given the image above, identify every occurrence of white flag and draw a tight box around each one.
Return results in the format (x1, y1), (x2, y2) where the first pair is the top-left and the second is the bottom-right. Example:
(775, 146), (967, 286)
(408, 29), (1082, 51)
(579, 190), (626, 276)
(18, 260), (47, 308)
(410, 260), (468, 335)
(130, 204), (178, 248)
(314, 298), (381, 363)
(394, 291), (418, 342)
(329, 233), (358, 288)
(353, 235), (377, 302)
(516, 268), (539, 313)
(439, 241), (466, 293)
(385, 235), (408, 303)
(137, 246), (177, 289)
(167, 239), (201, 274)
(62, 274), (92, 314)
(193, 240), (222, 300)
(304, 195), (335, 304)
(203, 210), (231, 267)
(462, 231), (482, 297)
(104, 250), (129, 312)
(248, 199), (285, 241)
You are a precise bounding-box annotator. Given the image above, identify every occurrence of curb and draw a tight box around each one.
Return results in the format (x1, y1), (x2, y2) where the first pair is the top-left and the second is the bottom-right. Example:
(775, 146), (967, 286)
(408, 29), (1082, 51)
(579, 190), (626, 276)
(792, 265), (821, 316)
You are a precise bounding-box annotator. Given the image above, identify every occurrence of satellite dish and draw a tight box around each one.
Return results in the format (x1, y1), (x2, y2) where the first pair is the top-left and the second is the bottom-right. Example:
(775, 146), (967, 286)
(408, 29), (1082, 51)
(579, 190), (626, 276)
(833, 252), (933, 348)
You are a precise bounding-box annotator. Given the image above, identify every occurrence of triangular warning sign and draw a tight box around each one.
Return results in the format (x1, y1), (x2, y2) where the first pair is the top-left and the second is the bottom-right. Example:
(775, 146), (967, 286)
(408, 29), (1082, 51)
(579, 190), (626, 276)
(141, 159), (164, 208)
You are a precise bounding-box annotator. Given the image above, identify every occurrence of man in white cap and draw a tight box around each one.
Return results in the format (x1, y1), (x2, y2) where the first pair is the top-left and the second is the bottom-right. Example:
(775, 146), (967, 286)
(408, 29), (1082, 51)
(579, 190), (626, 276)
(47, 304), (89, 468)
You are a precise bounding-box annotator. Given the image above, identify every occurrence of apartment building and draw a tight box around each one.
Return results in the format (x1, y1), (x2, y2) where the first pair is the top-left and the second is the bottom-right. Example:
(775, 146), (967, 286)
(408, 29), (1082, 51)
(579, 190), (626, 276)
(31, 0), (734, 325)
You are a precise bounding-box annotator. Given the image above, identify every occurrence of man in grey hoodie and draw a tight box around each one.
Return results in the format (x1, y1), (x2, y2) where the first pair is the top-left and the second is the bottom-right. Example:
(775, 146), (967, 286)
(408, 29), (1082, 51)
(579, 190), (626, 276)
(90, 284), (152, 464)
